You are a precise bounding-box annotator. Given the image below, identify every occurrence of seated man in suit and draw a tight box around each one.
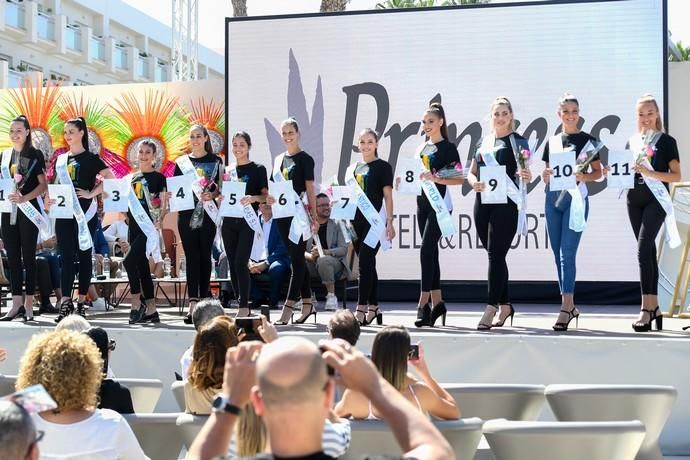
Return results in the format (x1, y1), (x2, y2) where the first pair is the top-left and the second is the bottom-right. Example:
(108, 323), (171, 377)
(249, 200), (290, 310)
(305, 193), (349, 311)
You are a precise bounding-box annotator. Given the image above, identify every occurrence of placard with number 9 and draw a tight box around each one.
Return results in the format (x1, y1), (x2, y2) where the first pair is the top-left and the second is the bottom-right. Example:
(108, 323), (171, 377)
(219, 181), (247, 218)
(166, 175), (196, 212)
(269, 181), (297, 219)
(47, 184), (74, 219)
(0, 178), (13, 213)
(331, 185), (357, 220)
(480, 165), (507, 204)
(549, 151), (577, 191)
(607, 150), (635, 190)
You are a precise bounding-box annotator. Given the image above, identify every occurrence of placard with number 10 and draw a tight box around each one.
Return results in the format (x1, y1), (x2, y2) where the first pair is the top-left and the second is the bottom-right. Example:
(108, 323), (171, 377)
(549, 151), (577, 191)
(331, 185), (357, 220)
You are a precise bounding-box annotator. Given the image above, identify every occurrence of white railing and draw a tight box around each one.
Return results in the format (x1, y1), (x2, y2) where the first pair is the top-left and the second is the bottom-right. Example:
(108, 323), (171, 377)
(37, 13), (55, 41)
(8, 70), (23, 88)
(156, 61), (168, 81)
(114, 47), (128, 70)
(137, 56), (150, 79)
(5, 1), (25, 29)
(90, 37), (105, 60)
(66, 26), (82, 51)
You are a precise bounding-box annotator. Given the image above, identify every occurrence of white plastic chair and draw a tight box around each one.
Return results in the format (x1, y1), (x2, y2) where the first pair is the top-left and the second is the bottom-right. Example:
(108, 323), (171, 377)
(171, 380), (186, 411)
(443, 384), (545, 421)
(123, 413), (184, 460)
(116, 378), (163, 413)
(0, 374), (17, 397)
(176, 413), (209, 450)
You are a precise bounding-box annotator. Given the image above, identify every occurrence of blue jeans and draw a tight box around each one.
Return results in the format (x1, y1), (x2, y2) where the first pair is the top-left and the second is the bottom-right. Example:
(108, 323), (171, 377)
(545, 189), (589, 294)
(250, 260), (290, 307)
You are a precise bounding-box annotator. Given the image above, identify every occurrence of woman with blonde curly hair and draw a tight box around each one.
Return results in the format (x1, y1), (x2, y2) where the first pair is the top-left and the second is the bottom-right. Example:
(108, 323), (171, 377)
(15, 330), (148, 459)
(185, 315), (239, 415)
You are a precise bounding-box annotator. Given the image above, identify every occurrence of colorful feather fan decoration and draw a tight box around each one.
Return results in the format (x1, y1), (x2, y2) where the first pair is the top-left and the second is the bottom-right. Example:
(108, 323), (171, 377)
(188, 97), (226, 157)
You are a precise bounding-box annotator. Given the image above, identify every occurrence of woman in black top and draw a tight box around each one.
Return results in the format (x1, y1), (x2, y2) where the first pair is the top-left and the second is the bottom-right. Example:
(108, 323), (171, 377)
(542, 94), (603, 331)
(352, 129), (395, 326)
(467, 97), (532, 330)
(409, 103), (463, 328)
(268, 118), (318, 325)
(220, 131), (268, 317)
(173, 124), (223, 324)
(124, 140), (167, 325)
(52, 117), (115, 323)
(0, 116), (47, 322)
(622, 95), (681, 332)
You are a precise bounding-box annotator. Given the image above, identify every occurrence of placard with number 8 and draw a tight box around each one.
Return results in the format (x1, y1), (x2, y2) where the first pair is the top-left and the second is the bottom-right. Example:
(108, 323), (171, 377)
(549, 151), (577, 191)
(269, 181), (297, 219)
(607, 150), (635, 190)
(395, 158), (421, 195)
(0, 178), (13, 213)
(480, 165), (507, 204)
(219, 181), (247, 218)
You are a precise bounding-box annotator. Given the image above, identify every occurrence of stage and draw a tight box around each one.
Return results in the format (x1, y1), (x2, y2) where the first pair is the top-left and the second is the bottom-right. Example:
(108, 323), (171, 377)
(1, 302), (690, 457)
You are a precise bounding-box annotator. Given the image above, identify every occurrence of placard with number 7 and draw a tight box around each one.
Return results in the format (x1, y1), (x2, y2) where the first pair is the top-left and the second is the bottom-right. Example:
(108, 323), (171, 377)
(0, 178), (14, 213)
(166, 175), (195, 212)
(269, 181), (297, 219)
(219, 181), (247, 218)
(331, 185), (357, 220)
(103, 178), (130, 213)
(480, 165), (507, 204)
(607, 150), (635, 190)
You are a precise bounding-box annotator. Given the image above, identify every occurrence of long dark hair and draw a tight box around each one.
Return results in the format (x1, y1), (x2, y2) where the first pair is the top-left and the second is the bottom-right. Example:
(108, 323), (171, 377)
(358, 128), (379, 158)
(425, 102), (448, 141)
(11, 115), (33, 156)
(191, 124), (214, 154)
(65, 117), (89, 151)
(371, 325), (410, 392)
(232, 131), (252, 148)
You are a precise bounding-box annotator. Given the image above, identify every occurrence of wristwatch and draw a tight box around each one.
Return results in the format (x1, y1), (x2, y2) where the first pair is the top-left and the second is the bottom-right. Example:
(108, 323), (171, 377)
(212, 394), (242, 415)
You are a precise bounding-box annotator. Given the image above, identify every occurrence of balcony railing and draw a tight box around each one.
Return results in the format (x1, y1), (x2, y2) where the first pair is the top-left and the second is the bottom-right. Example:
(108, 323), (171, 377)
(137, 56), (150, 79)
(90, 37), (105, 61)
(66, 26), (82, 51)
(114, 47), (128, 70)
(155, 61), (168, 81)
(5, 1), (25, 29)
(37, 13), (55, 41)
(8, 70), (23, 88)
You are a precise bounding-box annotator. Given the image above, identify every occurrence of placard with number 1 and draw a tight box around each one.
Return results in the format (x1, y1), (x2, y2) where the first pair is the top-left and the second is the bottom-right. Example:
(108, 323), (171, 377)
(0, 178), (13, 213)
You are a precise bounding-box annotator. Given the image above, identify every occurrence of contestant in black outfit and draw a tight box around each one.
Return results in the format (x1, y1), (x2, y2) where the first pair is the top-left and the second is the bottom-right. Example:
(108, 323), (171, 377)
(620, 95), (681, 332)
(269, 118), (318, 325)
(408, 103), (463, 328)
(0, 116), (47, 322)
(351, 129), (395, 326)
(220, 131), (268, 317)
(467, 97), (532, 330)
(125, 140), (167, 324)
(173, 124), (223, 323)
(52, 117), (115, 323)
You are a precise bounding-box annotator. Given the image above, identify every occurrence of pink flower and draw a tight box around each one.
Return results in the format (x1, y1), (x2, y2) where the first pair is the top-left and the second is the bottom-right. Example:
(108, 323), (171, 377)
(199, 177), (210, 188)
(577, 152), (588, 163)
(13, 173), (22, 184)
(223, 172), (230, 181)
(150, 197), (161, 207)
(645, 146), (655, 158)
(521, 149), (531, 160)
(454, 162), (463, 171)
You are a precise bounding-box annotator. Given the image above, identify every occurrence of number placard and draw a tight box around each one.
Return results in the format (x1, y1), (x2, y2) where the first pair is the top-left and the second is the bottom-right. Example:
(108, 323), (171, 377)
(269, 181), (297, 219)
(48, 184), (74, 219)
(549, 151), (577, 191)
(219, 181), (247, 218)
(395, 158), (421, 195)
(167, 175), (195, 212)
(0, 178), (14, 213)
(331, 185), (357, 220)
(480, 165), (507, 204)
(103, 178), (130, 213)
(607, 150), (635, 190)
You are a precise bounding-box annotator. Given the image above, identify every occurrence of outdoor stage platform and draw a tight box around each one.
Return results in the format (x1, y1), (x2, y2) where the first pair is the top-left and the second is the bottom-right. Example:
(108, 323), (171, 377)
(2, 302), (690, 457)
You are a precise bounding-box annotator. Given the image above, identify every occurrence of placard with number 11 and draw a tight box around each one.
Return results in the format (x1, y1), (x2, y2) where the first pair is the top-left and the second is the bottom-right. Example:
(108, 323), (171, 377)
(607, 150), (635, 190)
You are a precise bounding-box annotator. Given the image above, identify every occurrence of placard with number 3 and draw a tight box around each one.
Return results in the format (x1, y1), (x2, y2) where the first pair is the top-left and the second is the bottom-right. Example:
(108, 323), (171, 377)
(166, 175), (195, 212)
(219, 181), (247, 218)
(0, 178), (14, 213)
(331, 185), (357, 220)
(269, 181), (297, 219)
(480, 165), (507, 204)
(103, 178), (130, 213)
(48, 184), (73, 219)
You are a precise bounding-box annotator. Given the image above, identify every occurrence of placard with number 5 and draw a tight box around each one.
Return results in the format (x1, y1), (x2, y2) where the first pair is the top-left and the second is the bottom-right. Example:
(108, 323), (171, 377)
(0, 178), (14, 213)
(331, 185), (357, 220)
(269, 181), (296, 219)
(103, 178), (130, 213)
(219, 181), (247, 218)
(48, 184), (73, 219)
(549, 151), (577, 191)
(480, 165), (507, 204)
(166, 175), (195, 212)
(607, 150), (635, 190)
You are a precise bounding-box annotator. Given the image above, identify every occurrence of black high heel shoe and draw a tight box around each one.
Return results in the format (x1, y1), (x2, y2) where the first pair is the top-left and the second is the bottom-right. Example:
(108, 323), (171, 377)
(492, 303), (515, 328)
(294, 303), (316, 324)
(414, 304), (432, 328)
(553, 307), (579, 332)
(0, 306), (25, 322)
(355, 308), (367, 326)
(363, 307), (383, 326)
(430, 302), (447, 327)
(183, 298), (199, 325)
(632, 306), (663, 332)
(274, 305), (294, 325)
(54, 300), (74, 324)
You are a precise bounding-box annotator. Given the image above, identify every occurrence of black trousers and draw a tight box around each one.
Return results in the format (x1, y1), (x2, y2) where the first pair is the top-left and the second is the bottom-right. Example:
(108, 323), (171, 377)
(417, 203), (442, 292)
(56, 216), (98, 296)
(627, 184), (666, 295)
(123, 230), (154, 299)
(178, 211), (216, 299)
(1, 210), (39, 296)
(221, 217), (254, 308)
(353, 220), (380, 306)
(275, 216), (311, 302)
(474, 200), (518, 306)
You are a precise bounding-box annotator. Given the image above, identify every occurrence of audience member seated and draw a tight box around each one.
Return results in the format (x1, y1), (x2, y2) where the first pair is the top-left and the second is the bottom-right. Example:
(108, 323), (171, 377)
(15, 330), (148, 459)
(327, 309), (361, 346)
(185, 315), (239, 415)
(0, 400), (40, 460)
(335, 325), (460, 420)
(249, 201), (290, 310)
(84, 326), (134, 414)
(213, 240), (233, 308)
(180, 298), (225, 378)
(305, 193), (349, 311)
(35, 234), (61, 314)
(54, 314), (90, 333)
(103, 212), (130, 256)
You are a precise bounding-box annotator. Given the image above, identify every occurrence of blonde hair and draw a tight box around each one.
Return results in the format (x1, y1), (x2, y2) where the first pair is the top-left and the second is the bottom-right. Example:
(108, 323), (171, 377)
(490, 96), (516, 132)
(236, 403), (268, 457)
(636, 94), (664, 132)
(188, 316), (239, 390)
(16, 331), (103, 412)
(54, 314), (90, 332)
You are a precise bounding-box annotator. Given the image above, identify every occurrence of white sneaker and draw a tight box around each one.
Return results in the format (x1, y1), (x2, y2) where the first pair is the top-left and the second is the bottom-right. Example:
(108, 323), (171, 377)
(91, 298), (107, 311)
(324, 294), (338, 311)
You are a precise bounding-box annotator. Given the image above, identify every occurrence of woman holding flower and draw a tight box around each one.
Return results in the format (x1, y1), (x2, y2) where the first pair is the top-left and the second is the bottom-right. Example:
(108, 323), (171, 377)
(467, 97), (532, 330)
(0, 115), (47, 322)
(173, 124), (223, 324)
(541, 94), (603, 331)
(124, 140), (167, 324)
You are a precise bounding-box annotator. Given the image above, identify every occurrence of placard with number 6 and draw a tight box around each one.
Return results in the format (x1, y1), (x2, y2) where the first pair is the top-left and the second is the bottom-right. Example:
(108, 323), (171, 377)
(269, 181), (297, 219)
(549, 151), (577, 191)
(395, 158), (421, 195)
(48, 184), (73, 219)
(480, 165), (507, 204)
(607, 150), (635, 190)
(166, 175), (195, 212)
(0, 178), (14, 213)
(331, 185), (357, 220)
(219, 181), (247, 218)
(103, 178), (130, 213)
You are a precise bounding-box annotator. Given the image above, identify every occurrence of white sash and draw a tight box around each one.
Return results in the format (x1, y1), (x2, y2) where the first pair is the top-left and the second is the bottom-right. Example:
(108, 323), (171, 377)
(345, 162), (389, 248)
(629, 132), (681, 248)
(176, 155), (220, 222)
(128, 174), (162, 263)
(272, 153), (311, 244)
(55, 153), (93, 251)
(548, 135), (588, 232)
(416, 144), (457, 238)
(226, 164), (264, 241)
(1, 150), (51, 239)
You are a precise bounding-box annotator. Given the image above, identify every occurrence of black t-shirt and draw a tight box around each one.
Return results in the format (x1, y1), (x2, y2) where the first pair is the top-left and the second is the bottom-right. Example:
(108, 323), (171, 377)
(62, 151), (108, 212)
(174, 153), (223, 215)
(541, 131), (600, 165)
(353, 158), (393, 224)
(129, 171), (166, 237)
(98, 379), (134, 414)
(272, 151), (315, 196)
(9, 147), (46, 196)
(234, 162), (268, 211)
(475, 133), (528, 204)
(247, 452), (335, 460)
(417, 139), (460, 208)
(318, 222), (329, 249)
(627, 132), (680, 192)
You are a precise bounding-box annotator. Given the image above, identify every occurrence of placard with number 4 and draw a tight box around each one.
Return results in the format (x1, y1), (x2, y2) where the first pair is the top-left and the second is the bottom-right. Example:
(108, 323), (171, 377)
(0, 178), (14, 213)
(607, 150), (635, 190)
(103, 178), (130, 213)
(48, 184), (73, 219)
(269, 181), (296, 219)
(331, 185), (357, 220)
(480, 165), (507, 204)
(167, 175), (195, 212)
(219, 181), (247, 218)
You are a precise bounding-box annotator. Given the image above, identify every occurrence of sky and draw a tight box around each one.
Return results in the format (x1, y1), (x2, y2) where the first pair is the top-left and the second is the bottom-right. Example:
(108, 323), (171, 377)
(123, 0), (690, 54)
